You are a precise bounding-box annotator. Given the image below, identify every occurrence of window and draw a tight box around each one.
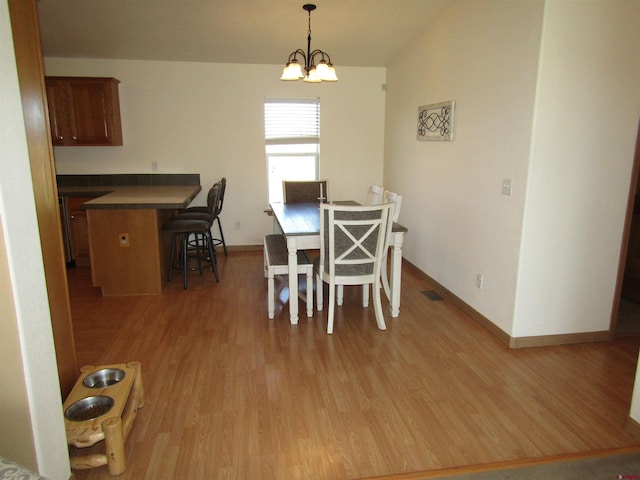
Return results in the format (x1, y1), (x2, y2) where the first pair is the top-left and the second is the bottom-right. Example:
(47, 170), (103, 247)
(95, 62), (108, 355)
(265, 98), (320, 203)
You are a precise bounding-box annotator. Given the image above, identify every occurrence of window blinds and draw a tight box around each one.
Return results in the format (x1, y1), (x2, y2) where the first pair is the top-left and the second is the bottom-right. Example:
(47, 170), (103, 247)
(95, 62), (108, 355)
(264, 98), (319, 144)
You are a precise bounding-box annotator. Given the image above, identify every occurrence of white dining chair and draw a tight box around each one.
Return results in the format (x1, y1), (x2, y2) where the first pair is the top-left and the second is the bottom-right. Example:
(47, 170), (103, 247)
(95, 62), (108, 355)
(315, 203), (394, 334)
(381, 190), (403, 298)
(365, 185), (384, 205)
(383, 190), (402, 222)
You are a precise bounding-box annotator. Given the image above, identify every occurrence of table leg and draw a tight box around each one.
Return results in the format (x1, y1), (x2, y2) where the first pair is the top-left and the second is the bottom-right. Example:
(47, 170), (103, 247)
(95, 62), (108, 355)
(389, 232), (405, 318)
(286, 236), (299, 325)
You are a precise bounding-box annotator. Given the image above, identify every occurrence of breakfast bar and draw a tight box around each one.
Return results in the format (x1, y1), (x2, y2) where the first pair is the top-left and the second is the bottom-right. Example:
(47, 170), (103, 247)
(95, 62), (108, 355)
(58, 179), (202, 296)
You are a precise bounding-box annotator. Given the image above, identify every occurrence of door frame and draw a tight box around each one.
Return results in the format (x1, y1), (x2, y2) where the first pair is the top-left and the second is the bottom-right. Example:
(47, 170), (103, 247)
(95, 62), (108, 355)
(611, 118), (640, 335)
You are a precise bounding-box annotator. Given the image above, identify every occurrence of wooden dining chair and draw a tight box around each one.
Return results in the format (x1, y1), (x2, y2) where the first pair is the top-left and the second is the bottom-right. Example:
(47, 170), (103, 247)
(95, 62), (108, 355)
(283, 180), (328, 203)
(315, 202), (394, 334)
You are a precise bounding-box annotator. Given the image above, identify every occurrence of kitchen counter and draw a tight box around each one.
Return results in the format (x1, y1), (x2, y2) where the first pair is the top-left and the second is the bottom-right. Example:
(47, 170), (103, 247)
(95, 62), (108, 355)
(64, 183), (203, 296)
(58, 185), (201, 209)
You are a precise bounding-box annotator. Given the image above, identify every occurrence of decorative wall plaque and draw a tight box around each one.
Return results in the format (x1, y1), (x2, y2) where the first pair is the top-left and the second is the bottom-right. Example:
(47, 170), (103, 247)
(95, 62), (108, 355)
(417, 100), (455, 141)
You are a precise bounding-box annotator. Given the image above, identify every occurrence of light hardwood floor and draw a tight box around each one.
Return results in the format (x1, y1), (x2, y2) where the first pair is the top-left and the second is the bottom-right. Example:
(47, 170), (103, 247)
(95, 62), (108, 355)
(67, 251), (640, 479)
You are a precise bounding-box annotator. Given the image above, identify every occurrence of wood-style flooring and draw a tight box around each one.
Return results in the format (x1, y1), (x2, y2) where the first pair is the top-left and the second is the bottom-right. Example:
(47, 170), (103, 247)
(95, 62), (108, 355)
(66, 251), (640, 479)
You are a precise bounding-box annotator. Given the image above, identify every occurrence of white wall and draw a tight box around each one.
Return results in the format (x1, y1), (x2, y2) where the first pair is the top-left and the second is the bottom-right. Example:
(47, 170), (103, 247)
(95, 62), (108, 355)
(0, 1), (71, 477)
(385, 0), (640, 339)
(514, 0), (640, 337)
(44, 58), (387, 245)
(384, 0), (545, 335)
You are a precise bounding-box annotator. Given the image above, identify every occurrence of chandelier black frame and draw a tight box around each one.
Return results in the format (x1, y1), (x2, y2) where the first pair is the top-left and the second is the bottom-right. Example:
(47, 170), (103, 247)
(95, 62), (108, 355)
(280, 4), (338, 82)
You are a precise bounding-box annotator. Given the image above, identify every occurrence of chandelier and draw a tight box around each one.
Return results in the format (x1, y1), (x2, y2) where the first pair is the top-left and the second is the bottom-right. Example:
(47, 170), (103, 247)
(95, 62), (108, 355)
(280, 4), (338, 83)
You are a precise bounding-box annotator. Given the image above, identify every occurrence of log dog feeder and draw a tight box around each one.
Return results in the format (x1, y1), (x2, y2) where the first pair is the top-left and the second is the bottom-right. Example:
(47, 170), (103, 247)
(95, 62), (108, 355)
(63, 362), (144, 476)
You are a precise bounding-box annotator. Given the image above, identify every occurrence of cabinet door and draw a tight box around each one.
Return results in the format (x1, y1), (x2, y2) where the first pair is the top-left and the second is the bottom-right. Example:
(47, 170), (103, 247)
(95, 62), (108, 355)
(44, 78), (69, 146)
(44, 77), (123, 146)
(66, 79), (122, 146)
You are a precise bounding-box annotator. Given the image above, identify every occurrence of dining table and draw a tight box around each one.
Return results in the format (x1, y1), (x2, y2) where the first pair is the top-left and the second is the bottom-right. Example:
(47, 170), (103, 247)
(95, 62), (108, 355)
(270, 201), (408, 325)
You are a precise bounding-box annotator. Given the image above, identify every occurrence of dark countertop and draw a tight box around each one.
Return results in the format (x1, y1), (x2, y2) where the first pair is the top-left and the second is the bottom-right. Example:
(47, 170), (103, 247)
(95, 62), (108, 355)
(58, 185), (202, 210)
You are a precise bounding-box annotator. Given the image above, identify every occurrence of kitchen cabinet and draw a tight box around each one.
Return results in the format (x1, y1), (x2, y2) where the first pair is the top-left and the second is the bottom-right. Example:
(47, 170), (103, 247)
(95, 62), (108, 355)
(68, 196), (94, 266)
(45, 76), (123, 146)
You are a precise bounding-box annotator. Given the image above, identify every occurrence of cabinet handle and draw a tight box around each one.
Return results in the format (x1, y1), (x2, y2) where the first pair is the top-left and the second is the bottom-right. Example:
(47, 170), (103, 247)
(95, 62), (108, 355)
(70, 215), (75, 219)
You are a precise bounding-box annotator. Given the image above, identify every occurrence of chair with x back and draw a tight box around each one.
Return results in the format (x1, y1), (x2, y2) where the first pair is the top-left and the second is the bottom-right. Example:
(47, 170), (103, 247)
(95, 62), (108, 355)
(380, 190), (403, 299)
(315, 202), (394, 334)
(283, 180), (328, 203)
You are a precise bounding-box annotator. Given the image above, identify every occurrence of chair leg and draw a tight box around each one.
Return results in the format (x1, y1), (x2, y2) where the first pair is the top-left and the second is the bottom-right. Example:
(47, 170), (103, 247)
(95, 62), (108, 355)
(306, 268), (313, 318)
(372, 279), (387, 331)
(205, 231), (220, 282)
(194, 233), (204, 275)
(263, 247), (269, 279)
(267, 269), (275, 319)
(362, 285), (369, 307)
(316, 272), (323, 311)
(216, 217), (227, 256)
(381, 251), (391, 300)
(181, 233), (189, 289)
(327, 281), (336, 334)
(337, 285), (344, 306)
(168, 233), (177, 281)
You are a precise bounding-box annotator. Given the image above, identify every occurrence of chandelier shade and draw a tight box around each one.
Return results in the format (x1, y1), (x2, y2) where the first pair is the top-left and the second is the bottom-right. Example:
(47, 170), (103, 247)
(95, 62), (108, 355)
(280, 4), (338, 83)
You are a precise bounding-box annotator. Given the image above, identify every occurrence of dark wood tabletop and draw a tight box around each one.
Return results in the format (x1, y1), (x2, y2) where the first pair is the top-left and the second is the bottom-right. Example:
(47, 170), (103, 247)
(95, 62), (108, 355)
(270, 202), (320, 236)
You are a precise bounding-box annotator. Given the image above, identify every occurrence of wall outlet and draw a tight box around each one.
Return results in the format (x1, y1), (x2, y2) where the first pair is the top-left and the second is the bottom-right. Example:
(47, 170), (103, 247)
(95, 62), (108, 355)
(119, 233), (130, 247)
(151, 161), (158, 172)
(476, 273), (484, 289)
(235, 221), (241, 231)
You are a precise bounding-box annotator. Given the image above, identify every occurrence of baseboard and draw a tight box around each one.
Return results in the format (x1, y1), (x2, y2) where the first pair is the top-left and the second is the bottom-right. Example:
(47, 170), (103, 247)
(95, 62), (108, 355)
(510, 330), (611, 348)
(404, 260), (613, 349)
(225, 244), (262, 253)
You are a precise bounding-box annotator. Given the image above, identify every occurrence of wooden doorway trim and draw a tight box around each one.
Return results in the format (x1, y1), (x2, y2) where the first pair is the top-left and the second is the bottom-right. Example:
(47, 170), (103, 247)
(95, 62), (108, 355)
(8, 0), (78, 396)
(611, 118), (640, 335)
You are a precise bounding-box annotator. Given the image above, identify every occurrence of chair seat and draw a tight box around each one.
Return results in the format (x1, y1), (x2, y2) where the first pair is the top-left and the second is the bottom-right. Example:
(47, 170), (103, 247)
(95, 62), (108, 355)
(264, 234), (312, 268)
(176, 210), (208, 219)
(162, 218), (209, 233)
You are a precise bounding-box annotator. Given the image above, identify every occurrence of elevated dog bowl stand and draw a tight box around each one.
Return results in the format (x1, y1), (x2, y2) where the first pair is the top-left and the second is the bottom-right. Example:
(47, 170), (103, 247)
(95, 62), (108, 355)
(63, 362), (144, 476)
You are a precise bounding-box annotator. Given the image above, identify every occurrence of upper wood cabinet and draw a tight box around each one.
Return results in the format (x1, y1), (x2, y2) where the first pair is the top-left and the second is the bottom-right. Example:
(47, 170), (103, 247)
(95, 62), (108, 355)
(45, 76), (123, 146)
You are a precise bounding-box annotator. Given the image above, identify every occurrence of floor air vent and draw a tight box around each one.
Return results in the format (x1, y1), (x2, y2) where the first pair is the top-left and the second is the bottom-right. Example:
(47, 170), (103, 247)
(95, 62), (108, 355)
(422, 290), (444, 301)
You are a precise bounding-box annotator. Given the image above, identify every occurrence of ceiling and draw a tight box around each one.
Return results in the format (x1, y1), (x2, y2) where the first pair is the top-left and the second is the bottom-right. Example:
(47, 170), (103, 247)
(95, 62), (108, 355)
(36, 0), (450, 68)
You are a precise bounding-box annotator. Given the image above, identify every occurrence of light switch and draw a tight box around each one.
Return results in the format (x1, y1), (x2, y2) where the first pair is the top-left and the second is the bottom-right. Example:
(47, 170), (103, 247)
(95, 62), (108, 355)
(502, 178), (513, 196)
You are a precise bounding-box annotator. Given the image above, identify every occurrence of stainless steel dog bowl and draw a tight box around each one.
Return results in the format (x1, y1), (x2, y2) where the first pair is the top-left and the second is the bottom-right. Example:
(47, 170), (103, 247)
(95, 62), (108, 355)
(83, 368), (126, 388)
(65, 395), (114, 422)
